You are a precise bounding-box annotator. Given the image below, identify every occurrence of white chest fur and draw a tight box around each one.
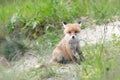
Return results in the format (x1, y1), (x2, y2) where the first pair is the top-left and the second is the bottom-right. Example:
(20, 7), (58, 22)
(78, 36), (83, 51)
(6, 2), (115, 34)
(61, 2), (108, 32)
(68, 39), (79, 55)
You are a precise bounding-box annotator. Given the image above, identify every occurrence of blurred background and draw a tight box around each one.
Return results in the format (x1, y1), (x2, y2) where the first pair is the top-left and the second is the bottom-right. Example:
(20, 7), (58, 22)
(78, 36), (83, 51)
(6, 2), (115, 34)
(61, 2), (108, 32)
(0, 0), (120, 80)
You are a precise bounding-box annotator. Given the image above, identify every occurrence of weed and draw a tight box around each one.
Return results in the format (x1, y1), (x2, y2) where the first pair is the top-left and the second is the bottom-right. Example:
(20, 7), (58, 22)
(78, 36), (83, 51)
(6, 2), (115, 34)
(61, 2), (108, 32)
(0, 37), (26, 61)
(0, 0), (120, 80)
(0, 0), (120, 39)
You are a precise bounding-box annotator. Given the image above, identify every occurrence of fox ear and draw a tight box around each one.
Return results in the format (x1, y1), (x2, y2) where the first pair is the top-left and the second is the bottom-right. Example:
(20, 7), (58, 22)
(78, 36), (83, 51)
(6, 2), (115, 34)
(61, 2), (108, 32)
(78, 21), (82, 26)
(62, 22), (67, 28)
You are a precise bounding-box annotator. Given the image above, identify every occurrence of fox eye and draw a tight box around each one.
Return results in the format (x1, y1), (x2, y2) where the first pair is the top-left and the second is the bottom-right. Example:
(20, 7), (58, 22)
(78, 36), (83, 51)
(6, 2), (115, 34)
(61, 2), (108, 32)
(75, 31), (78, 33)
(68, 31), (71, 34)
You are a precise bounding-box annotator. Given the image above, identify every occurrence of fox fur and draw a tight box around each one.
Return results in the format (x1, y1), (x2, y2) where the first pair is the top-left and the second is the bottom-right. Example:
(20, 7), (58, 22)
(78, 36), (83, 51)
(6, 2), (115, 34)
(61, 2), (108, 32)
(50, 21), (84, 65)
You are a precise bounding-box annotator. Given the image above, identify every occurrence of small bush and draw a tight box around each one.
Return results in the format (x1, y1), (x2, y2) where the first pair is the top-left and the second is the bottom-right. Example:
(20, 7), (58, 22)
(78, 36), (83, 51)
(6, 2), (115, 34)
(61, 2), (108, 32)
(3, 0), (120, 40)
(0, 37), (26, 61)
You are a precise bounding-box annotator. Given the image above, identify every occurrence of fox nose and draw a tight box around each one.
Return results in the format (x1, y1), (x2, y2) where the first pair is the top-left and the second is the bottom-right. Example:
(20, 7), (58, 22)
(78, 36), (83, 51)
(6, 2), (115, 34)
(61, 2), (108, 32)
(72, 36), (75, 39)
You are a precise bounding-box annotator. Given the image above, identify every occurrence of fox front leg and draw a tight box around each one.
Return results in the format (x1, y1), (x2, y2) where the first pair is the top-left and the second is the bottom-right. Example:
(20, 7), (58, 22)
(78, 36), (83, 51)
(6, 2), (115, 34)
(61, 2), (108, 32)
(71, 50), (80, 64)
(76, 47), (85, 61)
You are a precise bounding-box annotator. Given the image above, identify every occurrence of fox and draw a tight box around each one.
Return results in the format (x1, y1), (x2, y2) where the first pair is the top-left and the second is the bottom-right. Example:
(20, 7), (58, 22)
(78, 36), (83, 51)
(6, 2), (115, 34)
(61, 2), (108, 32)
(50, 21), (85, 65)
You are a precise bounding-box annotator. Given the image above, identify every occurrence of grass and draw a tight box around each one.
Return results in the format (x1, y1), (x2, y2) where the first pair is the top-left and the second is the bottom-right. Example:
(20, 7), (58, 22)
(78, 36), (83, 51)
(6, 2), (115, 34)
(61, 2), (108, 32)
(0, 0), (120, 39)
(0, 35), (120, 80)
(0, 0), (120, 80)
(0, 37), (26, 61)
(1, 0), (120, 23)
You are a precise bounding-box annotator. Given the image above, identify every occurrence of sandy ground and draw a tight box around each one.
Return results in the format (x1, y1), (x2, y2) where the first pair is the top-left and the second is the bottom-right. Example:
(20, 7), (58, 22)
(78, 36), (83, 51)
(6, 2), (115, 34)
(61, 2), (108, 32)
(80, 20), (120, 46)
(11, 20), (120, 70)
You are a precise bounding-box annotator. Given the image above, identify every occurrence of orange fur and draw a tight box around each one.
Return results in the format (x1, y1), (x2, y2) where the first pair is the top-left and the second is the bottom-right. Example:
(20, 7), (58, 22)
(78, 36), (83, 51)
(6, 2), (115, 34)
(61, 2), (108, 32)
(50, 22), (82, 65)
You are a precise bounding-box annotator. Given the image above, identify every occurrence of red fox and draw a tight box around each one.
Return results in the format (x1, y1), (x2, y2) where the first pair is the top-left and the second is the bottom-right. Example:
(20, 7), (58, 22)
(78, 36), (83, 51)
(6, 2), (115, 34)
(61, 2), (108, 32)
(50, 21), (84, 65)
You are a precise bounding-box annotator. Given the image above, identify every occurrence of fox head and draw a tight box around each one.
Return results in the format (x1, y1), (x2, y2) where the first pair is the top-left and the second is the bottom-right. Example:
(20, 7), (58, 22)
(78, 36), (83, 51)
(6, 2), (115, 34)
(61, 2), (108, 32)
(63, 21), (81, 43)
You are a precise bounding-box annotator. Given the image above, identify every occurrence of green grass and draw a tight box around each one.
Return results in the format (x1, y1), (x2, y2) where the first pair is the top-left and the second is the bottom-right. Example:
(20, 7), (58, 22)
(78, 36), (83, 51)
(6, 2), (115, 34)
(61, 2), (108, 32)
(0, 0), (120, 39)
(0, 37), (26, 61)
(0, 35), (120, 80)
(1, 0), (120, 24)
(0, 0), (120, 80)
